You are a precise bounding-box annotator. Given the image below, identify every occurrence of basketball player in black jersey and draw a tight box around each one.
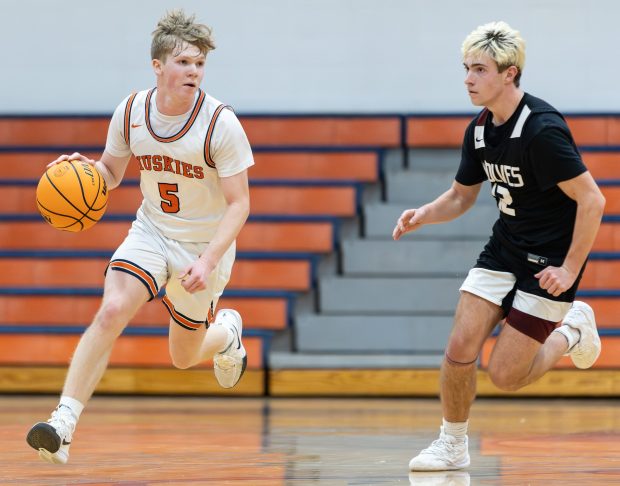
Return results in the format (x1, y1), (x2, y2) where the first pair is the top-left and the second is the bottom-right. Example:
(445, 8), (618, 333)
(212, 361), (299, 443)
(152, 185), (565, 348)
(394, 21), (606, 472)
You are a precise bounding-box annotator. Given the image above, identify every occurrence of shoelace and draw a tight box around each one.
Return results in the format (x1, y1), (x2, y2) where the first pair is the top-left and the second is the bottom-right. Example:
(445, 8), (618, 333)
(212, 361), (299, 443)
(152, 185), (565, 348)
(48, 406), (76, 441)
(421, 434), (461, 456)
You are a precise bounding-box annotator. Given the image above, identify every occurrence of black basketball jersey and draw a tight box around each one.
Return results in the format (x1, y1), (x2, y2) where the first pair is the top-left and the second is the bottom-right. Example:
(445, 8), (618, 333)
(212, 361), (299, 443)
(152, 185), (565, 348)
(456, 93), (587, 257)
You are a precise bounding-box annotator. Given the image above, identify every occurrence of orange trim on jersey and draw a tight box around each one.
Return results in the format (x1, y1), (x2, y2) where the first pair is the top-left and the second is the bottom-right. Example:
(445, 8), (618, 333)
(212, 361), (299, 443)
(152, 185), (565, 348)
(108, 260), (158, 299)
(123, 92), (138, 145)
(162, 295), (204, 331)
(144, 88), (206, 143)
(203, 104), (231, 168)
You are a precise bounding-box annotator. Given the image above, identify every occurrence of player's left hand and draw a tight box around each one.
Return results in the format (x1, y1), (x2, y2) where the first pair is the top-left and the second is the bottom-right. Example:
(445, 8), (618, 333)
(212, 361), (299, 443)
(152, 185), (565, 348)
(534, 265), (577, 297)
(179, 258), (214, 294)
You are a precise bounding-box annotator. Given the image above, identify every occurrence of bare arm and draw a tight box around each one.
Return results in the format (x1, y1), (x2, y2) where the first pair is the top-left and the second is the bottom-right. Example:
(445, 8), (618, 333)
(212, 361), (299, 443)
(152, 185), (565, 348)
(180, 169), (251, 294)
(392, 180), (482, 240)
(535, 171), (605, 296)
(47, 151), (131, 190)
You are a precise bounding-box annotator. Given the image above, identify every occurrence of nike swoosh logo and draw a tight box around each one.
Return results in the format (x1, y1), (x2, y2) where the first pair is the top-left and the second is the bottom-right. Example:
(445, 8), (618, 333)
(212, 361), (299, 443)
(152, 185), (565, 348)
(232, 326), (241, 349)
(62, 439), (71, 445)
(475, 137), (483, 142)
(131, 123), (142, 128)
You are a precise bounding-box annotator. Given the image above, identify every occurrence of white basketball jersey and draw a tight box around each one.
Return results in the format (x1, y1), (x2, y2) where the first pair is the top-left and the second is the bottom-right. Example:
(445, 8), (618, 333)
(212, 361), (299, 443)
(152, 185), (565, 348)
(105, 88), (254, 242)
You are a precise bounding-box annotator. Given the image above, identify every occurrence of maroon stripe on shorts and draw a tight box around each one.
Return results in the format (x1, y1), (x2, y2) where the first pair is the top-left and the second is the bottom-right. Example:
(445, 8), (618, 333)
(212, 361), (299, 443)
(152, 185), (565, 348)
(506, 308), (558, 344)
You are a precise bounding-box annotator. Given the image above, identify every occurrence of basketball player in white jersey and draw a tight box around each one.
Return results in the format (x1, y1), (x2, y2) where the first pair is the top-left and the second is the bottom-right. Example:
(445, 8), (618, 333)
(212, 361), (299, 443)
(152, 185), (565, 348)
(394, 22), (605, 472)
(26, 10), (253, 464)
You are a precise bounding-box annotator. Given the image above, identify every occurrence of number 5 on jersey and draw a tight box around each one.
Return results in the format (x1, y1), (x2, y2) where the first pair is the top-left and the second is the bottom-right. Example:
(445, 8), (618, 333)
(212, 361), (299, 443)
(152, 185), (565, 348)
(159, 183), (180, 213)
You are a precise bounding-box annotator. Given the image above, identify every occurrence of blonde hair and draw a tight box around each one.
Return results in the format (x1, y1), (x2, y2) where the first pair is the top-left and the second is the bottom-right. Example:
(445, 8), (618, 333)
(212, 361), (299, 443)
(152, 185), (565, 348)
(461, 21), (525, 86)
(151, 9), (216, 61)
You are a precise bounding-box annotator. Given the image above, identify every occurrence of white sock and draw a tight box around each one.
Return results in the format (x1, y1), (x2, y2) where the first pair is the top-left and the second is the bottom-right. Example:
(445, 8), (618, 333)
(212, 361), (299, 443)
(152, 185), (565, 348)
(59, 396), (84, 421)
(554, 325), (580, 351)
(443, 418), (468, 439)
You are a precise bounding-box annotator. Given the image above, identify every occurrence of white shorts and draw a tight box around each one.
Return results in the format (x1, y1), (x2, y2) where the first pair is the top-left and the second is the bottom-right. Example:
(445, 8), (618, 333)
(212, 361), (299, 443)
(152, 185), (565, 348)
(108, 213), (235, 331)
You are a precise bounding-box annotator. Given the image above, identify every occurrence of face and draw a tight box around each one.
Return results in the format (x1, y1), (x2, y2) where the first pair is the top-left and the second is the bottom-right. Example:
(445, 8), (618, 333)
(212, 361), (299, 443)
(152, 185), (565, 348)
(463, 52), (514, 107)
(152, 42), (206, 100)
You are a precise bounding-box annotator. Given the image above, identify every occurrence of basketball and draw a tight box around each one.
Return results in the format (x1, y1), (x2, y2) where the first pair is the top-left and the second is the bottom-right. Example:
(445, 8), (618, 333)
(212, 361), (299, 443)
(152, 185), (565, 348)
(36, 160), (108, 232)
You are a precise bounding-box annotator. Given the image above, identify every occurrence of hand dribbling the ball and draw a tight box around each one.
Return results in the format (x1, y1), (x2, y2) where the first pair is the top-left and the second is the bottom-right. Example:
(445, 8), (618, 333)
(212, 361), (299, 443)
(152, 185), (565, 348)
(47, 152), (96, 169)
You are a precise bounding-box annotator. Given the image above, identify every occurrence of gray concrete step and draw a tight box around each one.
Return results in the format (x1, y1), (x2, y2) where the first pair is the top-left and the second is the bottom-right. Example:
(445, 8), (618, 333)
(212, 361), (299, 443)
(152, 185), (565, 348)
(363, 203), (495, 239)
(386, 170), (494, 205)
(319, 276), (461, 313)
(269, 351), (445, 369)
(407, 148), (461, 171)
(295, 314), (452, 353)
(341, 239), (481, 276)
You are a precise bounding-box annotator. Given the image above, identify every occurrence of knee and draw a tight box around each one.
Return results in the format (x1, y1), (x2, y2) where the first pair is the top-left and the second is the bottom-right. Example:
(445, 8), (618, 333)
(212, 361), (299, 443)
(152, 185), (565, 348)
(169, 347), (198, 370)
(92, 300), (132, 335)
(170, 358), (193, 370)
(487, 364), (526, 392)
(445, 334), (479, 364)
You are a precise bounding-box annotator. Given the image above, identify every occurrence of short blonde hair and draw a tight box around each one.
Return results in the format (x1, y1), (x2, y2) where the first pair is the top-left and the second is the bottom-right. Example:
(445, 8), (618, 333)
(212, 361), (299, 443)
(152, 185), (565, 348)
(151, 9), (216, 61)
(461, 21), (525, 86)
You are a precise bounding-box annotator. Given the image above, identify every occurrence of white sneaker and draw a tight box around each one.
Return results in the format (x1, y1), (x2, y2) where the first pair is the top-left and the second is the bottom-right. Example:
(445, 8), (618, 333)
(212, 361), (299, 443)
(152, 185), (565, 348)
(409, 471), (471, 486)
(213, 309), (247, 388)
(26, 404), (76, 464)
(562, 301), (601, 369)
(409, 427), (470, 471)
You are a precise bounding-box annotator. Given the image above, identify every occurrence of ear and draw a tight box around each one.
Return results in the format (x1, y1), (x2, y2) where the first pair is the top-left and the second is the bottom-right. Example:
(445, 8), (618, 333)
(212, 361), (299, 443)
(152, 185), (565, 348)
(152, 58), (162, 75)
(504, 65), (519, 84)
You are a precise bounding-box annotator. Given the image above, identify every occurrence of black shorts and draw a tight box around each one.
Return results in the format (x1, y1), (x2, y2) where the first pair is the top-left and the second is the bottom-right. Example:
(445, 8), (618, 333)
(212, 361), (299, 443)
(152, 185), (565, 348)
(460, 235), (585, 342)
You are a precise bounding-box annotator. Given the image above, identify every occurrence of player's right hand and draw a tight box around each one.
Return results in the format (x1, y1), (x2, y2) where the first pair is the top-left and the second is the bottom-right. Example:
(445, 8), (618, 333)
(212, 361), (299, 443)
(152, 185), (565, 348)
(47, 152), (96, 168)
(392, 207), (427, 240)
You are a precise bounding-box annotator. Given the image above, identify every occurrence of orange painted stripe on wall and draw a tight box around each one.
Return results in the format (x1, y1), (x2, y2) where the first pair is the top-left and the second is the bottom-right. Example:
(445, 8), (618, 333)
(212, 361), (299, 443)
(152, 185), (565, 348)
(406, 117), (469, 147)
(581, 260), (620, 288)
(0, 220), (332, 254)
(0, 295), (287, 330)
(577, 298), (620, 329)
(0, 257), (310, 290)
(582, 152), (620, 179)
(0, 118), (109, 146)
(2, 151), (379, 182)
(565, 117), (610, 146)
(240, 117), (401, 147)
(5, 185), (357, 217)
(0, 115), (397, 148)
(229, 259), (311, 291)
(249, 186), (356, 216)
(592, 223), (620, 252)
(238, 221), (333, 253)
(250, 152), (378, 181)
(0, 333), (263, 368)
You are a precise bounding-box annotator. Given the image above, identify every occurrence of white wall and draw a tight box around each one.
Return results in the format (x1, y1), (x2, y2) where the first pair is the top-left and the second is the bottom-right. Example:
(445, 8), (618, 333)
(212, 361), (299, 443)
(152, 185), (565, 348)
(3, 0), (619, 114)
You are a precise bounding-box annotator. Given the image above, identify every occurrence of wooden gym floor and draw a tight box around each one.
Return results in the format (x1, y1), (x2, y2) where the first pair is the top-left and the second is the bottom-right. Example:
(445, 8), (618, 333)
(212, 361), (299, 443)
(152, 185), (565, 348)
(2, 395), (620, 485)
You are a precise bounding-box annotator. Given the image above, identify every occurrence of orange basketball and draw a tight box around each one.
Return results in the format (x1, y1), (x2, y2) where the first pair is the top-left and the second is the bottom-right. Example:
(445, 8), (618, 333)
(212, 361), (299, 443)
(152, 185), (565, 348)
(36, 160), (108, 232)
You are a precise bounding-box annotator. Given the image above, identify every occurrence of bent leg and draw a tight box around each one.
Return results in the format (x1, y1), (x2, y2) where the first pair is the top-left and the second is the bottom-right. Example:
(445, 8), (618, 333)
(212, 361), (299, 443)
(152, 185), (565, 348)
(62, 269), (150, 403)
(168, 317), (229, 369)
(488, 322), (569, 391)
(487, 290), (574, 391)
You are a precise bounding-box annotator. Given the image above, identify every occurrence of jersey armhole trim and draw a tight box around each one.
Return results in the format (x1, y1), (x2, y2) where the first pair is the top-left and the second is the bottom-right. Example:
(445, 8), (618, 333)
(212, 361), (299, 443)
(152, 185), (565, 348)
(204, 104), (233, 169)
(123, 92), (138, 146)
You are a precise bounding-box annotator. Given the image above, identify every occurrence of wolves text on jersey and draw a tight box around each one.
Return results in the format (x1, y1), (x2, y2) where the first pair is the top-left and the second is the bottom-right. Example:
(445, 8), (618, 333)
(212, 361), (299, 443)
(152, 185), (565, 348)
(136, 154), (205, 179)
(482, 160), (524, 187)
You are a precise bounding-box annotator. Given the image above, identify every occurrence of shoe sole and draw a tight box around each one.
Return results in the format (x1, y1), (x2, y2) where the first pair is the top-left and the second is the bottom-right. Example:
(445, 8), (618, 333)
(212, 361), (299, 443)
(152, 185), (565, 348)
(214, 348), (247, 388)
(409, 455), (470, 471)
(26, 422), (61, 453)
